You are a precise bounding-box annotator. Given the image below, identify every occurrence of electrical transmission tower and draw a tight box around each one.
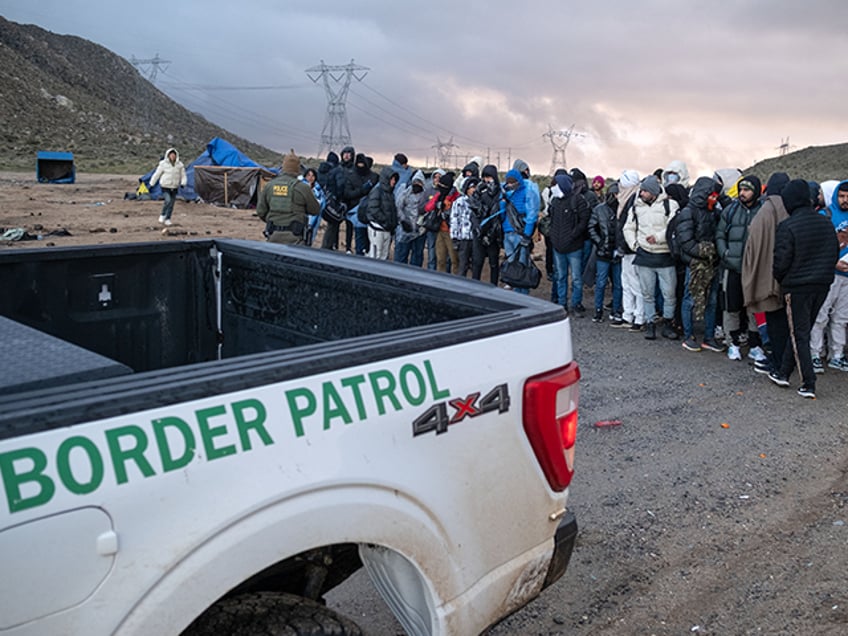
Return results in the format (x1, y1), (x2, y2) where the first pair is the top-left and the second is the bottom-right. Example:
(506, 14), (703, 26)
(776, 137), (793, 157)
(305, 59), (369, 156)
(130, 53), (171, 82)
(543, 124), (582, 175)
(431, 136), (458, 168)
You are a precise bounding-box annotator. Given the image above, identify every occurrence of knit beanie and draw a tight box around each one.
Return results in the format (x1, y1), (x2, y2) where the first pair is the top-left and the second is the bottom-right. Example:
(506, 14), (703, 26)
(282, 150), (300, 174)
(738, 175), (762, 196)
(640, 175), (662, 198)
(781, 179), (812, 213)
(463, 177), (480, 194)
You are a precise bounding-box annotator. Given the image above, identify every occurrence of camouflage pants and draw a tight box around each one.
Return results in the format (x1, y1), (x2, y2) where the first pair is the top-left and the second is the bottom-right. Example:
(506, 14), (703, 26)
(688, 244), (717, 322)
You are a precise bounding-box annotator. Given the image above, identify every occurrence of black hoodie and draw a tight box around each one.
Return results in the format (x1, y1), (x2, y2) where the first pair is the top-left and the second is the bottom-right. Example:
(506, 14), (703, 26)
(677, 176), (721, 265)
(772, 179), (839, 292)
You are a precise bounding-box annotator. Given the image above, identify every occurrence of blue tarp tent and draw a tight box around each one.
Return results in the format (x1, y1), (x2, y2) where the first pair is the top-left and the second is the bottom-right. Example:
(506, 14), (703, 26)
(139, 138), (277, 203)
(36, 151), (75, 184)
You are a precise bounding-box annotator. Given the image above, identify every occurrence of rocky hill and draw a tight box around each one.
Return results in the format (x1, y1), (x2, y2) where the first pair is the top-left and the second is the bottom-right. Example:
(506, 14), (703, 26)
(745, 142), (848, 185)
(0, 16), (281, 175)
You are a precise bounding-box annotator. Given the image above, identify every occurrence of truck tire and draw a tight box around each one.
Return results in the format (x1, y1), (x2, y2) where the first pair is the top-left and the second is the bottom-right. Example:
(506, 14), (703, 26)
(182, 591), (363, 636)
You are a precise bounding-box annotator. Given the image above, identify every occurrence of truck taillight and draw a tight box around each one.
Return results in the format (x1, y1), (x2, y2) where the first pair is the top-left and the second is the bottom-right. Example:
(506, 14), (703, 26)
(523, 362), (580, 491)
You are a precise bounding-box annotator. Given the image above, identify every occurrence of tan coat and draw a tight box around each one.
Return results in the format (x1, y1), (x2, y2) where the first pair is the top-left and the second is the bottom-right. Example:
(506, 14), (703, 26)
(741, 194), (789, 313)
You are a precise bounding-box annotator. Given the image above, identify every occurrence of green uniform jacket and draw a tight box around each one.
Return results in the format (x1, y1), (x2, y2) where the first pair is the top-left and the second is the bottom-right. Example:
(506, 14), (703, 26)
(257, 173), (320, 242)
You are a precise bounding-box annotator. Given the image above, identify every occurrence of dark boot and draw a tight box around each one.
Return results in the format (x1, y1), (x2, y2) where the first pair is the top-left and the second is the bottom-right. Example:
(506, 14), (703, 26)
(644, 322), (657, 340)
(662, 319), (678, 340)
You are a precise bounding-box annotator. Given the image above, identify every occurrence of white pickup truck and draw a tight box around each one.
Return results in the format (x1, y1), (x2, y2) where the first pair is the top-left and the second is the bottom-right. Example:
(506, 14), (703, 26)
(0, 239), (579, 636)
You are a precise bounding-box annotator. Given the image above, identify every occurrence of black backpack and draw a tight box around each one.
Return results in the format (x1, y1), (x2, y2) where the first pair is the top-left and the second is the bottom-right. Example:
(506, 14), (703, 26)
(663, 200), (682, 260)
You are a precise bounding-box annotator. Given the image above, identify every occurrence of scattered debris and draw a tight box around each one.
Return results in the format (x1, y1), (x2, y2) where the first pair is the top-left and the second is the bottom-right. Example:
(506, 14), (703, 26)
(594, 419), (622, 428)
(720, 422), (730, 429)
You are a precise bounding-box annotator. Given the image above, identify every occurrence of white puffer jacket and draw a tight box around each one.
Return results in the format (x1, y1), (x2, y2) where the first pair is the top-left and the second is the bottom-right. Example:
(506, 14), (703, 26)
(149, 148), (187, 190)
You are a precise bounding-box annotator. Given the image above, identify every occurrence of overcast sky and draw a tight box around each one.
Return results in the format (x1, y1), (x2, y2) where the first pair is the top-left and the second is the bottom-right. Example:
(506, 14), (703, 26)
(4, 1), (847, 179)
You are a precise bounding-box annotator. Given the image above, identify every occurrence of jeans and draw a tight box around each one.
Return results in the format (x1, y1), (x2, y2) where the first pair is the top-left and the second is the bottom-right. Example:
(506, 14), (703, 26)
(552, 249), (584, 308)
(355, 226), (369, 255)
(681, 266), (719, 339)
(394, 235), (426, 267)
(161, 188), (177, 220)
(637, 265), (676, 323)
(504, 232), (530, 295)
(595, 259), (622, 314)
(426, 230), (438, 270)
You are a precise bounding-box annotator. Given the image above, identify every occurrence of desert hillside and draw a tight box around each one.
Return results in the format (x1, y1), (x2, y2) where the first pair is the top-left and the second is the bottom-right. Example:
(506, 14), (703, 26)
(0, 16), (281, 174)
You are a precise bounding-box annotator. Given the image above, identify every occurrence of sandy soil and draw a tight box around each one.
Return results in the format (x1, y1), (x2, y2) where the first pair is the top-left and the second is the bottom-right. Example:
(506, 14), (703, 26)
(0, 171), (271, 248)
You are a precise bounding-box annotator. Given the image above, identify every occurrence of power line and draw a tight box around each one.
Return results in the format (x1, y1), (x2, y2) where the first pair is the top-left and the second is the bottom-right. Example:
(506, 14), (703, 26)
(130, 53), (170, 82)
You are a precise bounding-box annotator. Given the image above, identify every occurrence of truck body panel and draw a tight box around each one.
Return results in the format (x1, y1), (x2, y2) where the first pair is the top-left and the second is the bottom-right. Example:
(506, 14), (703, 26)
(0, 240), (577, 635)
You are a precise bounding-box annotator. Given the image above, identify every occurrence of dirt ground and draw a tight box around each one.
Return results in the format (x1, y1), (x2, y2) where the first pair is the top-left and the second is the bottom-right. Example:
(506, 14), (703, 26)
(5, 172), (848, 635)
(0, 172), (269, 248)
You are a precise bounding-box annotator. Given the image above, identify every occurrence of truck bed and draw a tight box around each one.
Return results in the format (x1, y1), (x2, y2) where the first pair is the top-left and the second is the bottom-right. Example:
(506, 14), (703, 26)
(0, 239), (564, 439)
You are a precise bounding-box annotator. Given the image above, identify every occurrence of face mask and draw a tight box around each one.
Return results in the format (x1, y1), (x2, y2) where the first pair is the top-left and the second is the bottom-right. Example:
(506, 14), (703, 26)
(412, 183), (423, 193)
(504, 182), (516, 192)
(665, 173), (680, 185)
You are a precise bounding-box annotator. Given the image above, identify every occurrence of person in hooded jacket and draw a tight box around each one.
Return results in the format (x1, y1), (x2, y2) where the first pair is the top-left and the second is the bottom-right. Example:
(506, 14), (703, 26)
(588, 182), (622, 323)
(742, 172), (791, 374)
(549, 173), (591, 315)
(394, 170), (427, 266)
(365, 166), (399, 260)
(662, 160), (691, 190)
(665, 183), (690, 335)
(569, 168), (598, 284)
(615, 169), (644, 329)
(715, 175), (765, 360)
(450, 177), (480, 277)
(148, 147), (187, 225)
(423, 169), (446, 271)
(423, 172), (459, 273)
(623, 175), (679, 340)
(321, 146), (355, 251)
(769, 179), (840, 398)
(809, 180), (848, 372)
(678, 176), (724, 352)
(498, 169), (537, 295)
(391, 153), (413, 189)
(471, 165), (503, 284)
(341, 150), (373, 254)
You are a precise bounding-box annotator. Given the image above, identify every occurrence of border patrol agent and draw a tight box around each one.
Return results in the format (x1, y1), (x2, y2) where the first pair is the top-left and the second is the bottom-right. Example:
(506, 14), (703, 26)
(257, 150), (320, 245)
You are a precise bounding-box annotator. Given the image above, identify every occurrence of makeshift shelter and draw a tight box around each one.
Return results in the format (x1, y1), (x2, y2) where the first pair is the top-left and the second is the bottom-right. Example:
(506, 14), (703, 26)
(36, 151), (75, 184)
(138, 138), (278, 207)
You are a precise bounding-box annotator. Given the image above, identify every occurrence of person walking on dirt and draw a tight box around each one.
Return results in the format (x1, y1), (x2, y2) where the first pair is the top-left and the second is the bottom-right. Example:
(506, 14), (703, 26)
(257, 150), (319, 245)
(148, 147), (186, 226)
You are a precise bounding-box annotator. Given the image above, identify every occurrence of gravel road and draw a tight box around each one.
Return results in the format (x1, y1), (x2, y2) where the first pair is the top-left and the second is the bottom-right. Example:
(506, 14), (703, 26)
(331, 302), (848, 635)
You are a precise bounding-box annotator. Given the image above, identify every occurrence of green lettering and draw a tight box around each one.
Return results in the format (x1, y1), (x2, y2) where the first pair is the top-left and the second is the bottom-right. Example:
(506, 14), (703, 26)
(341, 375), (368, 420)
(56, 436), (103, 495)
(399, 364), (427, 406)
(0, 447), (55, 513)
(286, 387), (316, 437)
(196, 405), (236, 461)
(424, 360), (450, 400)
(105, 426), (156, 484)
(232, 399), (273, 450)
(153, 417), (196, 472)
(322, 382), (353, 429)
(369, 370), (402, 416)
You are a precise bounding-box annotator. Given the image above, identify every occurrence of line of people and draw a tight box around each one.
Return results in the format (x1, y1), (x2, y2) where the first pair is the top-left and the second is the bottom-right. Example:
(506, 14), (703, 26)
(257, 149), (848, 399)
(566, 162), (847, 400)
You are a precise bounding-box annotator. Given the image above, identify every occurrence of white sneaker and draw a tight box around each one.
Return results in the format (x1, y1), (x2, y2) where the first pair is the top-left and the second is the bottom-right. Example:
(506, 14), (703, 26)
(164, 219), (172, 226)
(727, 344), (742, 361)
(158, 214), (166, 224)
(747, 346), (768, 362)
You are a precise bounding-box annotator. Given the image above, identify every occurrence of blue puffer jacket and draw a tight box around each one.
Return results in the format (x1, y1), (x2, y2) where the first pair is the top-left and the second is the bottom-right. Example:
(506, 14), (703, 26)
(498, 169), (536, 236)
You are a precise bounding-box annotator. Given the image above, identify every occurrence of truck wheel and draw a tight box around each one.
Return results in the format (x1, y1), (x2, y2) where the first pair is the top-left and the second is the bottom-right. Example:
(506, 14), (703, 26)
(182, 591), (363, 636)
